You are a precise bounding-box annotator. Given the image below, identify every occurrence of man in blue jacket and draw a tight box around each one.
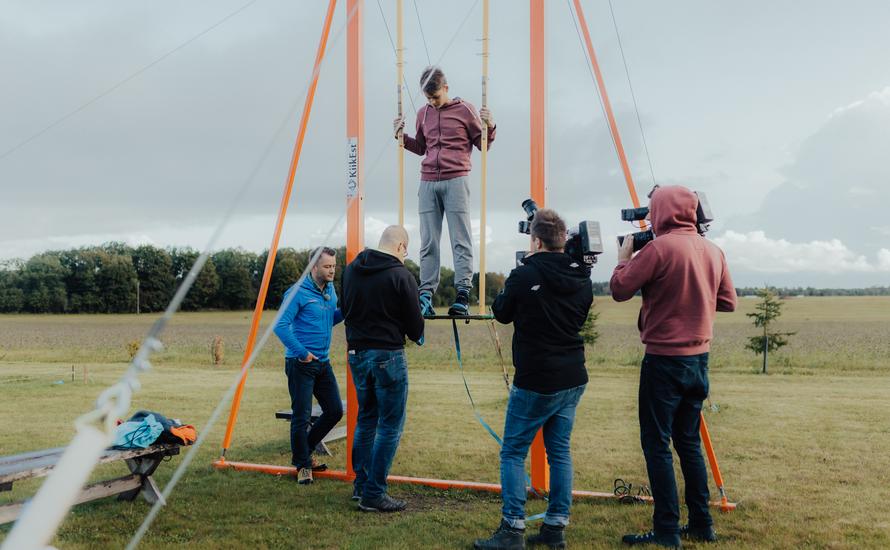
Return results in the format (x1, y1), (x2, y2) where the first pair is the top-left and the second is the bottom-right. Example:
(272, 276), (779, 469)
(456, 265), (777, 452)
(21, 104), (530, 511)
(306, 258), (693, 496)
(274, 246), (344, 485)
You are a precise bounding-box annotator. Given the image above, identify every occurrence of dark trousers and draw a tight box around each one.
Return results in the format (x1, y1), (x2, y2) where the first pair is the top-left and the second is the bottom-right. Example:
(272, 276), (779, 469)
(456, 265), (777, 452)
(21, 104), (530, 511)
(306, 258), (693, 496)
(285, 358), (344, 469)
(639, 352), (713, 535)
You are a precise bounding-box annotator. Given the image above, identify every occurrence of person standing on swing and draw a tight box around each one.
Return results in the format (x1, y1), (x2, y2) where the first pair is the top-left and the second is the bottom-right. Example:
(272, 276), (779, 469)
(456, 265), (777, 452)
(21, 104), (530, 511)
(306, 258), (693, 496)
(393, 66), (496, 316)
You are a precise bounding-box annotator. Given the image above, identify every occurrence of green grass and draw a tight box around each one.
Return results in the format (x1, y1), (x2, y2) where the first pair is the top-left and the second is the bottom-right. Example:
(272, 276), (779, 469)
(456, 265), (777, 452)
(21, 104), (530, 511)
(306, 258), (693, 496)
(1, 297), (890, 548)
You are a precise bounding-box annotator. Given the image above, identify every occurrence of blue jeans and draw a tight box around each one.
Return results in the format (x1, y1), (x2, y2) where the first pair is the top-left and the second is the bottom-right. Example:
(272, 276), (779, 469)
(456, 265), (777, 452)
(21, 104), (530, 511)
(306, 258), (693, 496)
(639, 353), (712, 535)
(285, 358), (343, 469)
(500, 384), (586, 529)
(347, 348), (409, 502)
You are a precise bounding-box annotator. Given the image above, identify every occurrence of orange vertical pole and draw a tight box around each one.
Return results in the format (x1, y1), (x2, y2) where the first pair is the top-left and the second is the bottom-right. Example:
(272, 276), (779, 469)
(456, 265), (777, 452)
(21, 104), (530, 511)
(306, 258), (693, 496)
(219, 0), (338, 458)
(529, 0), (549, 494)
(345, 0), (364, 478)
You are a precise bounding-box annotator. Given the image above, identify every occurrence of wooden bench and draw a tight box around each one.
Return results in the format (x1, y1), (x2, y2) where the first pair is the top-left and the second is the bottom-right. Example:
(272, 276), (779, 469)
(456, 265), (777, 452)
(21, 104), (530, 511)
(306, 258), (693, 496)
(276, 400), (347, 456)
(0, 443), (180, 525)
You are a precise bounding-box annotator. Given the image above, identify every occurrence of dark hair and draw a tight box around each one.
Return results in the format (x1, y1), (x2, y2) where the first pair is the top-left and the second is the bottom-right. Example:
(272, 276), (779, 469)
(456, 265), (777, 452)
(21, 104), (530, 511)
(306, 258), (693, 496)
(312, 246), (337, 266)
(530, 209), (567, 251)
(420, 66), (447, 96)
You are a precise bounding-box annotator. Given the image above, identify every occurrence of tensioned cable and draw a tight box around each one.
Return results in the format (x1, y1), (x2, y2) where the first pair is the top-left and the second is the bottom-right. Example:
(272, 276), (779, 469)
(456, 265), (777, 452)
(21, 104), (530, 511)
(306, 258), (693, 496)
(375, 0), (418, 115)
(412, 0), (433, 65)
(566, 0), (625, 185)
(607, 0), (657, 187)
(0, 0), (259, 163)
(128, 3), (483, 546)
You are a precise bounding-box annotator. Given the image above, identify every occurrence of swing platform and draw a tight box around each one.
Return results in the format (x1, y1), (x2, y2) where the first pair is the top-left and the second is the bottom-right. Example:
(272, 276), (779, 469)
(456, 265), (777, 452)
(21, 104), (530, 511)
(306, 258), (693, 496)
(424, 314), (495, 321)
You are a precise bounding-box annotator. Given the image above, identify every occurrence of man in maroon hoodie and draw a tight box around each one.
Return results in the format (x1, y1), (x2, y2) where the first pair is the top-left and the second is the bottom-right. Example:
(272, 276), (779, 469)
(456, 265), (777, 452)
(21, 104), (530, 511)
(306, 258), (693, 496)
(394, 66), (496, 317)
(610, 185), (736, 548)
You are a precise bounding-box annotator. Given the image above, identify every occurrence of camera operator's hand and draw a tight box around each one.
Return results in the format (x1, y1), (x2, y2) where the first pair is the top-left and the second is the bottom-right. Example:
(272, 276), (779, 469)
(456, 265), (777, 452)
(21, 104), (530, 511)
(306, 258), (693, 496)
(617, 234), (635, 262)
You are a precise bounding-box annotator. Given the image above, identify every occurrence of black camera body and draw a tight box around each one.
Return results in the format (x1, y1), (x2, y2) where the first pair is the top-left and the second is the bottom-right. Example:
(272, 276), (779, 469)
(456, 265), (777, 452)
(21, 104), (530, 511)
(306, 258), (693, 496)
(516, 199), (603, 268)
(618, 191), (714, 252)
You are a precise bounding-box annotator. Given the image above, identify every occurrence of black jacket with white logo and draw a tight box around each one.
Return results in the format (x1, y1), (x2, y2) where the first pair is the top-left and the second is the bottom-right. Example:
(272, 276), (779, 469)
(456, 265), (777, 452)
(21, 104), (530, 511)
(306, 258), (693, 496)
(492, 252), (593, 393)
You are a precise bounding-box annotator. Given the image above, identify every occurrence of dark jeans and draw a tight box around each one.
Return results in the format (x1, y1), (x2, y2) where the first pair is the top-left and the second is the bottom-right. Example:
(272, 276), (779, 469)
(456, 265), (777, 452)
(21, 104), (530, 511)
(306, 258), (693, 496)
(285, 358), (344, 469)
(347, 348), (409, 502)
(639, 352), (713, 535)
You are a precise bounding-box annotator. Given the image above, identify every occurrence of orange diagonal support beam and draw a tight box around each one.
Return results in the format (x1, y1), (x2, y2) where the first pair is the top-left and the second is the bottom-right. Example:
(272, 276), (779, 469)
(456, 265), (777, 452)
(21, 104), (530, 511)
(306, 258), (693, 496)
(219, 0), (338, 458)
(571, 0), (642, 209)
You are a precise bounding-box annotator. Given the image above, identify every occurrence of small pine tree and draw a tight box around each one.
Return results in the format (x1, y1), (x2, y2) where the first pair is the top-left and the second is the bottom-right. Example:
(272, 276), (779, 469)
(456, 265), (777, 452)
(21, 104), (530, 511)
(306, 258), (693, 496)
(581, 302), (600, 347)
(745, 287), (796, 373)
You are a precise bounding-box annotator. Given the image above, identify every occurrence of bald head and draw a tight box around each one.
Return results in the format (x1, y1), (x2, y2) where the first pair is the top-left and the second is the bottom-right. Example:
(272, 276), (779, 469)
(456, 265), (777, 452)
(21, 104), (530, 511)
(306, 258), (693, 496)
(377, 225), (409, 262)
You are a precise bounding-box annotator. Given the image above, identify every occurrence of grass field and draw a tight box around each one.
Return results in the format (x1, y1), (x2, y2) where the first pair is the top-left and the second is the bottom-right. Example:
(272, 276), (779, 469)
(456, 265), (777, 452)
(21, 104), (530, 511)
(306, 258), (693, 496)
(1, 297), (889, 549)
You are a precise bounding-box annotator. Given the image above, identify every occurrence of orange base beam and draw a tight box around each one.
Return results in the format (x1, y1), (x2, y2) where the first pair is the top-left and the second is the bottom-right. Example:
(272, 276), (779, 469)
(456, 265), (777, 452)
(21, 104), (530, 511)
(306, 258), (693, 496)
(212, 460), (736, 510)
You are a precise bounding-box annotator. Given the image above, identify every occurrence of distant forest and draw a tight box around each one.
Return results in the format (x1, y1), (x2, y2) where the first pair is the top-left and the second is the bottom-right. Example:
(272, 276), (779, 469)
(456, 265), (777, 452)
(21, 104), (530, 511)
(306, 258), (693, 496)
(0, 243), (885, 313)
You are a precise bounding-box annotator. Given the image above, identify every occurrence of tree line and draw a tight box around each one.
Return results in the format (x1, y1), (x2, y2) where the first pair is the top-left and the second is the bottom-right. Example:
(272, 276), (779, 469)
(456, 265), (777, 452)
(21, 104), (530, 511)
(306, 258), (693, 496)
(0, 244), (521, 314)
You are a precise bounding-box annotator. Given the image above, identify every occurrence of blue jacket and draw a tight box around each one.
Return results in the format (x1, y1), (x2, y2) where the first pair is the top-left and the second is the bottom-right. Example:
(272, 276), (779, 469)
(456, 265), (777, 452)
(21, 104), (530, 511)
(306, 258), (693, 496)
(274, 277), (343, 362)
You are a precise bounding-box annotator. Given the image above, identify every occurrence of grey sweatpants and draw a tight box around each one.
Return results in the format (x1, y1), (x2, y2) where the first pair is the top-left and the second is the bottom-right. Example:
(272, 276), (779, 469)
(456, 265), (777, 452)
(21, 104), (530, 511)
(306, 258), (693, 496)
(418, 176), (473, 294)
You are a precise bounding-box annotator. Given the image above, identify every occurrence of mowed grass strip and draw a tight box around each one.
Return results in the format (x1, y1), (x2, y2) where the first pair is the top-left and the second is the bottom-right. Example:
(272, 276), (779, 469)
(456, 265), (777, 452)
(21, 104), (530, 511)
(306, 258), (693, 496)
(1, 297), (889, 548)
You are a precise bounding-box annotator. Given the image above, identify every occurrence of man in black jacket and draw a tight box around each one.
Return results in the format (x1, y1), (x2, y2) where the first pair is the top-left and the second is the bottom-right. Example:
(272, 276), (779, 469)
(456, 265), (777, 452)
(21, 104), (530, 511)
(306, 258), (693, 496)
(474, 209), (593, 550)
(342, 225), (425, 513)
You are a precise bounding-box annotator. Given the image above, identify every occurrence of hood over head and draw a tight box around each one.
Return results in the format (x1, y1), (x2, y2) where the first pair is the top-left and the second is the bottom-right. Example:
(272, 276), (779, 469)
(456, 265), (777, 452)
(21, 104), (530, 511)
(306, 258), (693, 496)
(523, 252), (590, 295)
(649, 185), (698, 235)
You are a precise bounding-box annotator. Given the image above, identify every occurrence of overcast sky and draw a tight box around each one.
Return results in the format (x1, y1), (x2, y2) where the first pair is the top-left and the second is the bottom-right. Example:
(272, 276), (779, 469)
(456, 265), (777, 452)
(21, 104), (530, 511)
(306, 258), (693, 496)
(2, 0), (889, 287)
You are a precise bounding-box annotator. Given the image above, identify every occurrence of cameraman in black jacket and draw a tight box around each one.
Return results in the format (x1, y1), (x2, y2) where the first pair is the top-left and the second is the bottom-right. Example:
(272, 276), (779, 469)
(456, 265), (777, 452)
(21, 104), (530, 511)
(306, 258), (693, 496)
(474, 209), (593, 550)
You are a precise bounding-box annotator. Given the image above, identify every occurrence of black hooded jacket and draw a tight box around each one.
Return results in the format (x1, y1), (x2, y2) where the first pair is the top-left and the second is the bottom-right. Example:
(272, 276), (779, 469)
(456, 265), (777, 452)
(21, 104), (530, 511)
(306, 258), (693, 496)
(492, 252), (593, 393)
(342, 249), (425, 351)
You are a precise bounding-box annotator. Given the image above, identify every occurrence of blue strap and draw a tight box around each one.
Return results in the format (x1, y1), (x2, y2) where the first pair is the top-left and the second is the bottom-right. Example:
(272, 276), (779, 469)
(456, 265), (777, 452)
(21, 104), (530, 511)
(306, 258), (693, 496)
(450, 319), (548, 521)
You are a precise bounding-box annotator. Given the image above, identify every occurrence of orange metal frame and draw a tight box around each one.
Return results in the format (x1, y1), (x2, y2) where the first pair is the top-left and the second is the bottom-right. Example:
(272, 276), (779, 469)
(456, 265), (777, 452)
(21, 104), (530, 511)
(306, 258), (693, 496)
(214, 0), (734, 513)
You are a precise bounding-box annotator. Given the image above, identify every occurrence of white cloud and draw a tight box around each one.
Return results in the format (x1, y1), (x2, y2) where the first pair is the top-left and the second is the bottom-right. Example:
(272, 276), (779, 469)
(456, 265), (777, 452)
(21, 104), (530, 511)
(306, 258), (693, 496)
(713, 230), (890, 273)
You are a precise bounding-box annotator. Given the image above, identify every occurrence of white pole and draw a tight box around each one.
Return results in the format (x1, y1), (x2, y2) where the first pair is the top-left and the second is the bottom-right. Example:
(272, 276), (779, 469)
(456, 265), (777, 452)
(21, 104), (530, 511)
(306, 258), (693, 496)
(2, 425), (110, 550)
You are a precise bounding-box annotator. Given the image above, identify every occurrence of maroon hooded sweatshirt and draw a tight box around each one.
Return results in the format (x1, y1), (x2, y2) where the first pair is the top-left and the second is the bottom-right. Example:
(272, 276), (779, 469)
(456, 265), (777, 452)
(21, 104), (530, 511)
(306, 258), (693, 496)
(402, 97), (496, 182)
(610, 185), (737, 355)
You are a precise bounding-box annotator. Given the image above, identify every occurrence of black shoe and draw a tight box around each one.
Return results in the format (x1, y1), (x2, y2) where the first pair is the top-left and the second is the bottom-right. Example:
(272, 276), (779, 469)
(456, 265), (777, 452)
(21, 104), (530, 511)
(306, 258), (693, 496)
(621, 531), (681, 547)
(448, 288), (470, 316)
(474, 519), (526, 549)
(351, 485), (362, 502)
(527, 522), (565, 548)
(358, 494), (407, 513)
(680, 524), (717, 542)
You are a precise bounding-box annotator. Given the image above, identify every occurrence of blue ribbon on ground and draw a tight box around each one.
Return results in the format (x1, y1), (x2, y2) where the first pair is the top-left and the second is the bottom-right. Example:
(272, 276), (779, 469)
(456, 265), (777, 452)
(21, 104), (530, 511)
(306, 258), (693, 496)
(450, 319), (547, 521)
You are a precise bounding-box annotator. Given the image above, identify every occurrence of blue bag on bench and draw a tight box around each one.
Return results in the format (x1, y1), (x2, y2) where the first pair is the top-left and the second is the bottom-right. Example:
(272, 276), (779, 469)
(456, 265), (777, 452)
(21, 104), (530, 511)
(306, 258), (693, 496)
(112, 413), (164, 449)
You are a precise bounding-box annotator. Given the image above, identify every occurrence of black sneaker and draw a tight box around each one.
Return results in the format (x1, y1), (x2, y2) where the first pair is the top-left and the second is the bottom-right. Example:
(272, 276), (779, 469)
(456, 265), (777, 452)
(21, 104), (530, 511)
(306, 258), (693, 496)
(680, 524), (717, 542)
(351, 485), (362, 502)
(621, 531), (681, 547)
(474, 519), (526, 549)
(527, 522), (565, 548)
(358, 493), (407, 513)
(448, 288), (470, 316)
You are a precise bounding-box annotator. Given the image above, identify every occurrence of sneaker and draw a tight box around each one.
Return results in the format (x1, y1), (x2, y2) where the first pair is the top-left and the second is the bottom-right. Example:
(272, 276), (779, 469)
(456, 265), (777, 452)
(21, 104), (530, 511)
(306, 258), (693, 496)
(351, 485), (362, 502)
(621, 531), (680, 547)
(527, 522), (565, 548)
(358, 494), (407, 513)
(310, 458), (328, 472)
(419, 291), (436, 316)
(448, 288), (470, 316)
(296, 467), (313, 485)
(474, 519), (526, 549)
(680, 524), (717, 542)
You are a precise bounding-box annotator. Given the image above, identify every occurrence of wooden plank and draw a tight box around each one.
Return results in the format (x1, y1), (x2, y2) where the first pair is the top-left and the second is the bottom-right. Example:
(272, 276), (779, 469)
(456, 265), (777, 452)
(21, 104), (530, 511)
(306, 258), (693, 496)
(275, 400), (347, 421)
(322, 425), (346, 443)
(0, 475), (142, 525)
(0, 444), (180, 485)
(424, 314), (495, 320)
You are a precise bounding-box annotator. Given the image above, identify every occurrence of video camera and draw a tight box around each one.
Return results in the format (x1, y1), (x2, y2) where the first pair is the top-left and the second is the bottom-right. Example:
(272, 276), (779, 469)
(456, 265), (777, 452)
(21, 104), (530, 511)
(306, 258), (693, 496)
(517, 199), (603, 268)
(617, 189), (714, 252)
